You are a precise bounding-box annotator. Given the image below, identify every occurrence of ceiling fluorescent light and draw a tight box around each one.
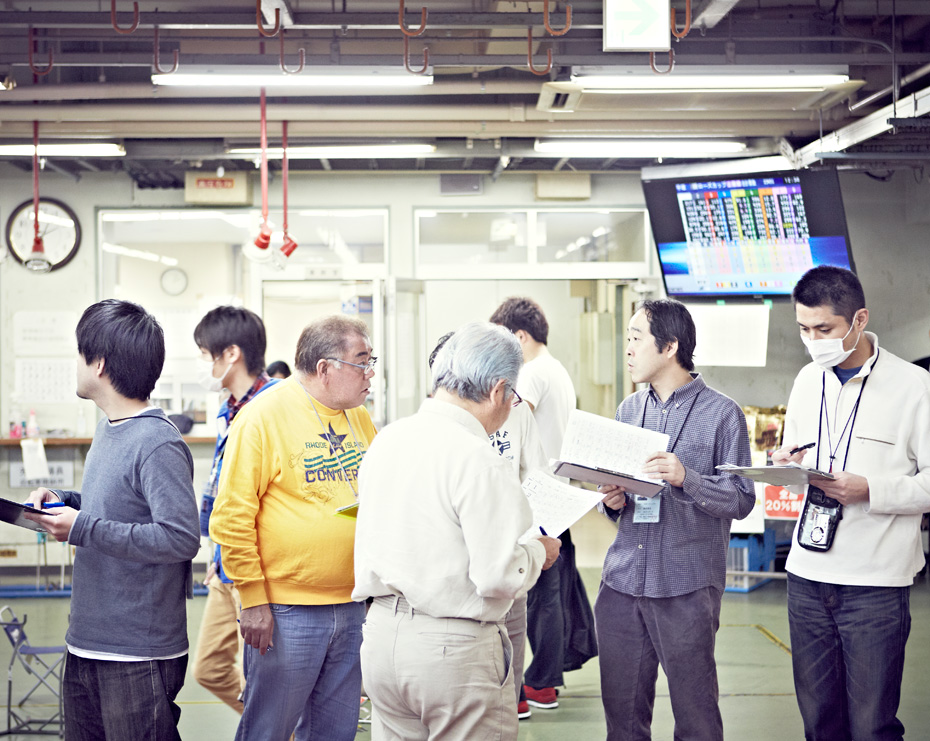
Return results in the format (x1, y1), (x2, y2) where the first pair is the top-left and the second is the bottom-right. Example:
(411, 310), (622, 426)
(0, 143), (125, 157)
(101, 242), (179, 266)
(534, 139), (748, 158)
(227, 144), (437, 159)
(153, 66), (432, 88)
(571, 65), (849, 93)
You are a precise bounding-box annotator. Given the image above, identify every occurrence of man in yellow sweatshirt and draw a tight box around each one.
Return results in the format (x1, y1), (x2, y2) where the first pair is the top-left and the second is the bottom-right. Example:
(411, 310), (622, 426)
(210, 315), (377, 741)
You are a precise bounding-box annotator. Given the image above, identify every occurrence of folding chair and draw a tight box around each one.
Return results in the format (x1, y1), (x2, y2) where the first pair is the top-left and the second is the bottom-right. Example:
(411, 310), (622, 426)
(0, 605), (64, 737)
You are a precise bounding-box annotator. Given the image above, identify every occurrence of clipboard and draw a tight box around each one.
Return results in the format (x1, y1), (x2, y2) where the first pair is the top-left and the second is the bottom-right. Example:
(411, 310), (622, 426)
(334, 502), (359, 519)
(552, 461), (664, 498)
(715, 463), (835, 488)
(0, 497), (58, 532)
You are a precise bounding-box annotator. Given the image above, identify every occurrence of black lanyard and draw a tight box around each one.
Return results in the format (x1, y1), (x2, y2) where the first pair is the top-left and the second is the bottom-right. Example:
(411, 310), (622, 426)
(640, 386), (703, 455)
(816, 349), (878, 473)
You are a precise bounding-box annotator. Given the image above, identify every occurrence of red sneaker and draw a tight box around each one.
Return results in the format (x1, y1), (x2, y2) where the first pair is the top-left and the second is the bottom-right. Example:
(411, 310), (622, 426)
(517, 700), (532, 719)
(523, 685), (559, 709)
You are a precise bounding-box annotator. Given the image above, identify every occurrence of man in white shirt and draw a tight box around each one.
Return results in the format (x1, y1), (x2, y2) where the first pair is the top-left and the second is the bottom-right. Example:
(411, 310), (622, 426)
(773, 266), (930, 740)
(354, 322), (561, 740)
(491, 296), (581, 709)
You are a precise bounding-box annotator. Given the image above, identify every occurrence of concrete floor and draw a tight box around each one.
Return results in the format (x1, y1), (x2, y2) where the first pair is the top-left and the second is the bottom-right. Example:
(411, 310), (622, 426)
(2, 570), (929, 740)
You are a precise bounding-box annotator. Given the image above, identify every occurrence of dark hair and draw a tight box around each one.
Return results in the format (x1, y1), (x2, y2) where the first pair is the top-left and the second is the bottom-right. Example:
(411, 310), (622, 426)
(295, 315), (370, 375)
(639, 299), (696, 372)
(428, 332), (454, 369)
(193, 306), (267, 375)
(265, 360), (291, 378)
(489, 297), (549, 345)
(76, 299), (165, 401)
(792, 266), (865, 323)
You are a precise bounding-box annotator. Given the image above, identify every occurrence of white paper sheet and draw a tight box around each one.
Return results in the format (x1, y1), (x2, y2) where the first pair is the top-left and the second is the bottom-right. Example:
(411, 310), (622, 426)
(20, 438), (51, 481)
(559, 409), (669, 477)
(518, 470), (605, 542)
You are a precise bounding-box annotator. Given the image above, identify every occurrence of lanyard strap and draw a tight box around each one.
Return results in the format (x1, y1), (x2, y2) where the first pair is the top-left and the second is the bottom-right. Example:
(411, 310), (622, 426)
(640, 387), (703, 455)
(816, 349), (878, 473)
(304, 389), (364, 499)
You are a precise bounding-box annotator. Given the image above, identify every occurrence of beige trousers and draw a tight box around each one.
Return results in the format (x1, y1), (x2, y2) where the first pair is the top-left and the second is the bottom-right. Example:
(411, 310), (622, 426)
(361, 597), (518, 741)
(191, 577), (245, 713)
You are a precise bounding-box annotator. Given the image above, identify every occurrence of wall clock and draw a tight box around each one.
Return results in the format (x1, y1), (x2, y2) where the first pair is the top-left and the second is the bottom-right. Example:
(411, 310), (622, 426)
(160, 267), (189, 296)
(4, 198), (82, 271)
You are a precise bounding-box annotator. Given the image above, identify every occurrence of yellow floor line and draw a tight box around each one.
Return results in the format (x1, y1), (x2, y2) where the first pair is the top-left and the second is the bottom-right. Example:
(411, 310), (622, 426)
(721, 622), (793, 655)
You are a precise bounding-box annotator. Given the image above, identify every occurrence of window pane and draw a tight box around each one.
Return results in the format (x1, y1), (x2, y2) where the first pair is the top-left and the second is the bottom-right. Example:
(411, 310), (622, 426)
(537, 211), (645, 263)
(418, 211), (527, 265)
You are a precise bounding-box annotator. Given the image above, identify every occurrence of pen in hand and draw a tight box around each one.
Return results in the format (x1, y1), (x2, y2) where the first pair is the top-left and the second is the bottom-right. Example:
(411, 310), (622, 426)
(789, 442), (816, 455)
(42, 502), (66, 509)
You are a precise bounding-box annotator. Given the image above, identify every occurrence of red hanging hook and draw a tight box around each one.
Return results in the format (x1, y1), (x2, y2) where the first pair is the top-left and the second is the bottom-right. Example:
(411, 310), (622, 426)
(403, 35), (429, 75)
(153, 27), (179, 75)
(279, 29), (305, 74)
(543, 0), (572, 37)
(399, 0), (428, 38)
(527, 28), (552, 77)
(671, 0), (692, 40)
(257, 0), (281, 38)
(280, 121), (297, 260)
(28, 27), (54, 77)
(255, 87), (272, 251)
(111, 0), (140, 35)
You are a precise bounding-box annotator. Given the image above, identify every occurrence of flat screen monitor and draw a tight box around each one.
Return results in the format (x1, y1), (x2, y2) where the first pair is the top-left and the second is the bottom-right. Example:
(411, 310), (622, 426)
(642, 169), (855, 300)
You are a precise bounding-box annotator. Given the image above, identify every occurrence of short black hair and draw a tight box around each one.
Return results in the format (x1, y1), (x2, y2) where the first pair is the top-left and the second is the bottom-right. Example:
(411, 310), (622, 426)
(639, 299), (696, 372)
(193, 306), (267, 375)
(265, 360), (291, 378)
(792, 265), (865, 323)
(489, 297), (549, 345)
(76, 299), (165, 401)
(428, 332), (454, 369)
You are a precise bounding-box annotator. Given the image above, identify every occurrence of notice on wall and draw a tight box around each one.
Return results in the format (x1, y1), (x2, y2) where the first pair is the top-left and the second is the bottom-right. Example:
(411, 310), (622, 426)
(13, 311), (78, 356)
(14, 358), (77, 404)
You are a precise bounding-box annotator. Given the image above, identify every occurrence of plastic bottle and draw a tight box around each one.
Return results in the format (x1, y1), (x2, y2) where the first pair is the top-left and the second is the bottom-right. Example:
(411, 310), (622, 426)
(26, 410), (39, 438)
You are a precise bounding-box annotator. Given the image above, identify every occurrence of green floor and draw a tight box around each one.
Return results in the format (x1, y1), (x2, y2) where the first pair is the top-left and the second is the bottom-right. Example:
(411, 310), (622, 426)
(3, 570), (930, 739)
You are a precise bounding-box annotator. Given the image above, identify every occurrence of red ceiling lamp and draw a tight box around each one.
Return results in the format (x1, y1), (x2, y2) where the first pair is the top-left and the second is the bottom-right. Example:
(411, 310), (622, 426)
(25, 121), (52, 273)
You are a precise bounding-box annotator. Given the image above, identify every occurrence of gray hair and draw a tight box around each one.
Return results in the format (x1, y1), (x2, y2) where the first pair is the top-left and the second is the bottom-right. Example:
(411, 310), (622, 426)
(431, 322), (522, 402)
(295, 315), (370, 375)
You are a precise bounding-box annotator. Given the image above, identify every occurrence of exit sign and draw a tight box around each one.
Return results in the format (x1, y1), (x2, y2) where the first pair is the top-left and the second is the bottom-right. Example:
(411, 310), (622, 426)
(603, 0), (670, 52)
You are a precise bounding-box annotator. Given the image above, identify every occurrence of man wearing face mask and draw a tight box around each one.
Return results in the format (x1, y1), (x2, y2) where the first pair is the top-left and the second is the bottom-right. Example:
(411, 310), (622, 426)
(773, 266), (930, 741)
(191, 306), (278, 713)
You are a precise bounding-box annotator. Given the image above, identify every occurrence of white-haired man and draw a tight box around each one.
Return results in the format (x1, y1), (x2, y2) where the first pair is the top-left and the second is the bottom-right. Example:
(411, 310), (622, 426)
(354, 322), (561, 740)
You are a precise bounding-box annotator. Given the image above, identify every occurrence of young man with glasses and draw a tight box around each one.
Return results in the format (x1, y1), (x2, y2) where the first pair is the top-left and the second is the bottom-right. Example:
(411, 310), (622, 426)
(209, 315), (378, 741)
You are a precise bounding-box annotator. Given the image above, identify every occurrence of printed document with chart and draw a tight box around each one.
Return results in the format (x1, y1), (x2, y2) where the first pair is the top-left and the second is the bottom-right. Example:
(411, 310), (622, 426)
(553, 409), (670, 498)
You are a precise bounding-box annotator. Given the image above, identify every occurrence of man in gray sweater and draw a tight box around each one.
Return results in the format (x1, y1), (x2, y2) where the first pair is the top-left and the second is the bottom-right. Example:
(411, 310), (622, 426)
(25, 299), (201, 741)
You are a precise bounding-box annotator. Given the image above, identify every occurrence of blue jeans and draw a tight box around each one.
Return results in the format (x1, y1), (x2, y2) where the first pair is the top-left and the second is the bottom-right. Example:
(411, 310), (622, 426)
(63, 651), (187, 741)
(787, 573), (910, 741)
(235, 601), (365, 741)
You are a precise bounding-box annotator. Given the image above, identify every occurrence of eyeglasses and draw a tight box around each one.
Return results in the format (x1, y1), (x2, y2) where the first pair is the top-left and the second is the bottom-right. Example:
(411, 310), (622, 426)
(510, 387), (523, 407)
(326, 356), (378, 372)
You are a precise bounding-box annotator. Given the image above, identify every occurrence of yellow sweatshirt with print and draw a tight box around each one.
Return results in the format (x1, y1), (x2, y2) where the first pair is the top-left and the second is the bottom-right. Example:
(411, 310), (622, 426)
(209, 377), (377, 608)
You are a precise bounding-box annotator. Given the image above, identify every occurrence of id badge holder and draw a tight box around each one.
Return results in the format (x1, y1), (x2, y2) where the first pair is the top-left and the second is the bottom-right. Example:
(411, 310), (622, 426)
(632, 494), (661, 523)
(796, 486), (843, 552)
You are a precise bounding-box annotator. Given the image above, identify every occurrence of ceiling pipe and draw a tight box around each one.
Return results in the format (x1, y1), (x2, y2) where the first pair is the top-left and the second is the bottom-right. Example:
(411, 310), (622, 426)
(849, 62), (930, 111)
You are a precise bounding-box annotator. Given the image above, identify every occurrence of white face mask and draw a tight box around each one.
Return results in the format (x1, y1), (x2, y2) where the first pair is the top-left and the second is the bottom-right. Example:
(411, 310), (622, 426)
(196, 356), (231, 393)
(800, 317), (862, 369)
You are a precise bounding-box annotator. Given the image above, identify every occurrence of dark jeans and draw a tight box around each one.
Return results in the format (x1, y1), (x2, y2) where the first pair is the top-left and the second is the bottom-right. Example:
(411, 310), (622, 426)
(524, 551), (564, 690)
(594, 582), (723, 741)
(787, 573), (910, 741)
(63, 651), (187, 741)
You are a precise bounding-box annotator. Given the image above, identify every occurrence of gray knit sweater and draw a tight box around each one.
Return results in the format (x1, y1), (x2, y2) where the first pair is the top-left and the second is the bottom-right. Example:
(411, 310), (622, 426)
(55, 408), (200, 657)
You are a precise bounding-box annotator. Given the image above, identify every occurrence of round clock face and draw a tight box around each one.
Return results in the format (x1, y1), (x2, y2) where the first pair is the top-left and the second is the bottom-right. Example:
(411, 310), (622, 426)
(5, 198), (81, 271)
(160, 267), (188, 296)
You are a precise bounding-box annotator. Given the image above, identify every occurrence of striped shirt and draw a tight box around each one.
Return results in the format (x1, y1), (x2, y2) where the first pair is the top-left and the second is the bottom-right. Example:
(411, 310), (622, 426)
(601, 373), (755, 598)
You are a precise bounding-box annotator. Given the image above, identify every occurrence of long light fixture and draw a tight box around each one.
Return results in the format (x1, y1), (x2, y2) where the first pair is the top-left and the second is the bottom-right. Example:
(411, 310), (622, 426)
(571, 65), (850, 93)
(0, 143), (125, 157)
(153, 66), (432, 88)
(227, 143), (437, 159)
(534, 139), (748, 158)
